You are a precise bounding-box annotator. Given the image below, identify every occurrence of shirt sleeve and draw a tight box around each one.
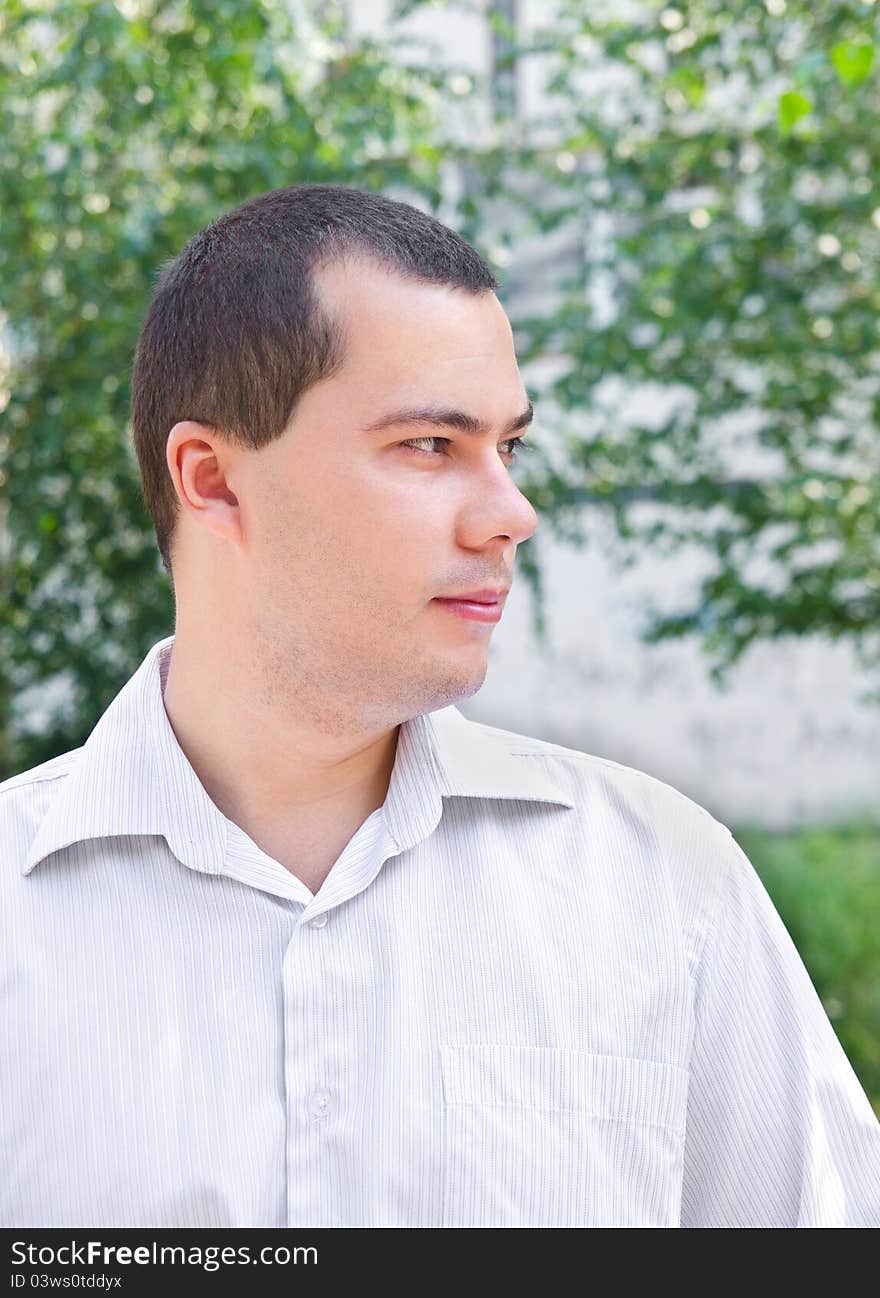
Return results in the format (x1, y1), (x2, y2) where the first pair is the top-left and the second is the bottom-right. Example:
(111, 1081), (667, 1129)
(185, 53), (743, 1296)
(679, 829), (880, 1227)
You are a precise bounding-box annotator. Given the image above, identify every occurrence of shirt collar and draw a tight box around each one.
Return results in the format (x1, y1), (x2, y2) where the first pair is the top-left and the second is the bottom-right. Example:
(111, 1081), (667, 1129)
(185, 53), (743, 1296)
(22, 634), (574, 876)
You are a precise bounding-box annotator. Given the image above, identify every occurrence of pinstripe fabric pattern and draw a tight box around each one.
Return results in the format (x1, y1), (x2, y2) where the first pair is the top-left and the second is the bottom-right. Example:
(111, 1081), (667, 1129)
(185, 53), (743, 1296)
(2, 633), (879, 1227)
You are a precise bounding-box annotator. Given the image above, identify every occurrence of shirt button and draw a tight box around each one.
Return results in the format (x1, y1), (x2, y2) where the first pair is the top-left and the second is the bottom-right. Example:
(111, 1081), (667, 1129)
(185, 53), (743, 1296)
(309, 912), (328, 928)
(308, 1087), (331, 1118)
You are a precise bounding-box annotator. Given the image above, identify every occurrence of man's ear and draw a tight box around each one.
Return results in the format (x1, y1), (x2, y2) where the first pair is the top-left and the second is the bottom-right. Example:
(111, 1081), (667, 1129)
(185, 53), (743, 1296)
(165, 421), (242, 548)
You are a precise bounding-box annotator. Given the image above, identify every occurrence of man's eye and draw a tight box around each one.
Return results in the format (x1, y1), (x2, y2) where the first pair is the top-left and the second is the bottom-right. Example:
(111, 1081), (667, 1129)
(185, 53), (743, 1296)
(399, 436), (452, 456)
(399, 436), (532, 460)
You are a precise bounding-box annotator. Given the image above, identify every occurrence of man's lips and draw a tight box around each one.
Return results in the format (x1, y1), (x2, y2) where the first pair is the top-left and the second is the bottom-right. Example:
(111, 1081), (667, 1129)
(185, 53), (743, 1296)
(434, 588), (509, 603)
(432, 591), (506, 623)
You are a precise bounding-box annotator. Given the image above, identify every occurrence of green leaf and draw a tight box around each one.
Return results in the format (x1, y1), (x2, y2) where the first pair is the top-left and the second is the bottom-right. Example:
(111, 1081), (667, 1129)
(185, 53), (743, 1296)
(668, 66), (706, 107)
(778, 89), (812, 134)
(831, 41), (875, 87)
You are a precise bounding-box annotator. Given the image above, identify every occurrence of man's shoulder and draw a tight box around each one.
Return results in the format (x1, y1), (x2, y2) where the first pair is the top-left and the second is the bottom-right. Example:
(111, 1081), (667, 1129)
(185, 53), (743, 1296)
(466, 714), (734, 963)
(465, 713), (729, 838)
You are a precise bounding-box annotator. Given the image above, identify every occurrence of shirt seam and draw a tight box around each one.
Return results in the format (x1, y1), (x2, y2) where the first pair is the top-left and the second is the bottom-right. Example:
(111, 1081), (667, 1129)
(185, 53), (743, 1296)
(504, 748), (725, 832)
(690, 828), (737, 1020)
(0, 767), (75, 799)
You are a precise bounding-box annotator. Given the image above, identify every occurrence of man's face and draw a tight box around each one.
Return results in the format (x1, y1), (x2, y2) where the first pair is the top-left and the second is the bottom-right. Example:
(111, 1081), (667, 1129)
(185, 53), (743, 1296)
(195, 254), (539, 731)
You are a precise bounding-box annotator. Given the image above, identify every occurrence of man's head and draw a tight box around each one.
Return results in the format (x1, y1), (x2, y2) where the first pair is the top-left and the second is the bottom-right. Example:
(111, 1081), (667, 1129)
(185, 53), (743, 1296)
(130, 183), (538, 728)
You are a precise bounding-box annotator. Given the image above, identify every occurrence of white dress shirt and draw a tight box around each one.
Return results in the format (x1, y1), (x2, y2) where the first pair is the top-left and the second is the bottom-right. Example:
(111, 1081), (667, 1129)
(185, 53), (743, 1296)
(2, 633), (879, 1228)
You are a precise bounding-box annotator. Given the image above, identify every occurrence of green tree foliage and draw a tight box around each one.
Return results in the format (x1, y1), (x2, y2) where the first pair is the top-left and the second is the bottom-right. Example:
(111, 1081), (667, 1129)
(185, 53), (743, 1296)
(2, 0), (880, 781)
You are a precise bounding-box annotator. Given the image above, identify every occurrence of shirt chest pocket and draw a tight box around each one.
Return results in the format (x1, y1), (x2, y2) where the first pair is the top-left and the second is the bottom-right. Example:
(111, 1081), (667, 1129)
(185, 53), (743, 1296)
(439, 1043), (689, 1227)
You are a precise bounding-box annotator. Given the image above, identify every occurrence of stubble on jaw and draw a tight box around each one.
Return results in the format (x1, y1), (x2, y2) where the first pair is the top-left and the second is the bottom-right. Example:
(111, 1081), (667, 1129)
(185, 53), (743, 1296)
(250, 611), (490, 738)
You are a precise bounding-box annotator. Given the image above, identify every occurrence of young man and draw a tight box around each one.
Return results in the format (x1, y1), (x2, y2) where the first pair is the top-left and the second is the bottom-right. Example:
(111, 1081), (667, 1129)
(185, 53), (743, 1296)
(2, 183), (879, 1228)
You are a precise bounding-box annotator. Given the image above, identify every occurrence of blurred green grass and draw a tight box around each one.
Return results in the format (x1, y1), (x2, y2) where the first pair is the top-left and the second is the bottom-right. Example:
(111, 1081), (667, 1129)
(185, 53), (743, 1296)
(732, 816), (880, 1120)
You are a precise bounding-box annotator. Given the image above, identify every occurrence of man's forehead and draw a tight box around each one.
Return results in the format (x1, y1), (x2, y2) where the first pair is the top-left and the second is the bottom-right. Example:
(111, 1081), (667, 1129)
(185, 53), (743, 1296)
(310, 255), (522, 419)
(313, 252), (507, 338)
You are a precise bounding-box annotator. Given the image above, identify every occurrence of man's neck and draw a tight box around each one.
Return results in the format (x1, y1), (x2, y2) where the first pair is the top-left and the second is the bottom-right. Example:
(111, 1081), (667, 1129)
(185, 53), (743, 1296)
(160, 637), (402, 890)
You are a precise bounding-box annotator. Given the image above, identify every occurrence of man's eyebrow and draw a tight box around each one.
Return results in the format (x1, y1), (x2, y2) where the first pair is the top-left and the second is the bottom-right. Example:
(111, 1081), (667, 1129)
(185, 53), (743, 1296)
(361, 399), (535, 437)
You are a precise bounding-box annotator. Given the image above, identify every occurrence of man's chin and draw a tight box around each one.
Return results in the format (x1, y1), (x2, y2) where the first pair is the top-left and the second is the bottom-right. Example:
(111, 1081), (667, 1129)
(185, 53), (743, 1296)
(421, 663), (488, 712)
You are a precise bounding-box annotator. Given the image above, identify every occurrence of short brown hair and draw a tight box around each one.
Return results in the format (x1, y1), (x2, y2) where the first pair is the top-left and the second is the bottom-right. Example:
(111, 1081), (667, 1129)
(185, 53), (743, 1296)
(129, 182), (499, 581)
